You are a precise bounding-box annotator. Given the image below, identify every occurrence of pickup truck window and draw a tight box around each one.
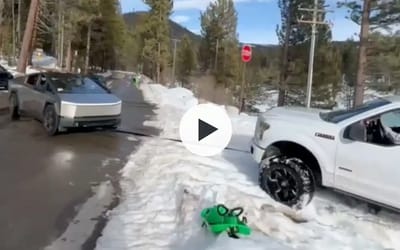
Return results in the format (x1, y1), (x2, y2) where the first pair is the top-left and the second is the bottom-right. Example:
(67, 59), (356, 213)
(320, 99), (391, 123)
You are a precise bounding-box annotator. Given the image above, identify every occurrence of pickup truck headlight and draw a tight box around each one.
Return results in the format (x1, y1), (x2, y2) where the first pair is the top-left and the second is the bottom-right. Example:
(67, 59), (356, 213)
(256, 119), (270, 141)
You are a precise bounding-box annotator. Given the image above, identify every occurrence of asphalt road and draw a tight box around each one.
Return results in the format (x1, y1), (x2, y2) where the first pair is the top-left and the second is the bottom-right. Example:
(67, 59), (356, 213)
(0, 80), (159, 250)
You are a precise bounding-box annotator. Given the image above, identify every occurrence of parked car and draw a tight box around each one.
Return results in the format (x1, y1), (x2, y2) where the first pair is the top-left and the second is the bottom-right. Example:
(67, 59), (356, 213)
(251, 97), (400, 211)
(0, 65), (13, 90)
(8, 72), (122, 135)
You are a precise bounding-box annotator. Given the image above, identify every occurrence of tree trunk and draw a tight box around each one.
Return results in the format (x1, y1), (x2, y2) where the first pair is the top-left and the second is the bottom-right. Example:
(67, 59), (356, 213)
(65, 40), (72, 72)
(354, 0), (371, 107)
(17, 0), (21, 51)
(156, 42), (161, 83)
(277, 2), (293, 107)
(17, 0), (39, 73)
(0, 0), (4, 26)
(84, 22), (92, 74)
(59, 13), (65, 69)
(12, 0), (16, 64)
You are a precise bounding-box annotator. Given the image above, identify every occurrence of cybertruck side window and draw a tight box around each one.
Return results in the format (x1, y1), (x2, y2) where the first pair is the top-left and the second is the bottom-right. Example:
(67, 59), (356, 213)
(26, 74), (39, 86)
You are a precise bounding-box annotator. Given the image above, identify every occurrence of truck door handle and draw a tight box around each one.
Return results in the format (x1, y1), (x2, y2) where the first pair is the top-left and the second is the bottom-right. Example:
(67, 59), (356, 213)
(338, 167), (352, 172)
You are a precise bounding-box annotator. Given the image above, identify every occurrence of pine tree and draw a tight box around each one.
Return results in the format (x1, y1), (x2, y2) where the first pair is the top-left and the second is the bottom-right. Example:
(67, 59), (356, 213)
(199, 0), (240, 88)
(141, 0), (173, 83)
(176, 35), (196, 86)
(338, 0), (400, 106)
(277, 0), (341, 107)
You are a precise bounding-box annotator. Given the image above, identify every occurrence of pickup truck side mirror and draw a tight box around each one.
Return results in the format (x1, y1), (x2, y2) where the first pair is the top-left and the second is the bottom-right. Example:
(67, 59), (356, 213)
(346, 122), (366, 142)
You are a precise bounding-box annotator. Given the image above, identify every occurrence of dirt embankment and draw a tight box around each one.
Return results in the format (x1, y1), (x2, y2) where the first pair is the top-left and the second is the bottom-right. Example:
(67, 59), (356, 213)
(190, 75), (235, 106)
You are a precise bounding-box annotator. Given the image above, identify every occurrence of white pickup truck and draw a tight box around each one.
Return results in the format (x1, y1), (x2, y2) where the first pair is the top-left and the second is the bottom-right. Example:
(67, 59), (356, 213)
(251, 96), (400, 210)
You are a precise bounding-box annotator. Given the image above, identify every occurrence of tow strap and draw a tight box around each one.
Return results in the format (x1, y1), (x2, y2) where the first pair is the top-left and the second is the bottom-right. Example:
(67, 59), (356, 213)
(114, 129), (250, 154)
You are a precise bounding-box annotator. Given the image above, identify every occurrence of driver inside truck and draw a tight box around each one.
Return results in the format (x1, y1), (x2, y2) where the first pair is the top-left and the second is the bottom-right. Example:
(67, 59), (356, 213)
(364, 112), (400, 145)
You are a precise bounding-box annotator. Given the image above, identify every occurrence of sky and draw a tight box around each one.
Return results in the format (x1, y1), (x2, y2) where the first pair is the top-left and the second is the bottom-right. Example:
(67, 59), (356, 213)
(120, 0), (360, 45)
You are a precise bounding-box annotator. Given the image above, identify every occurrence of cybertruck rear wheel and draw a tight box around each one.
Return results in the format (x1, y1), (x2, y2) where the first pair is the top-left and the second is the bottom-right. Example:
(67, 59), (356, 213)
(259, 156), (315, 210)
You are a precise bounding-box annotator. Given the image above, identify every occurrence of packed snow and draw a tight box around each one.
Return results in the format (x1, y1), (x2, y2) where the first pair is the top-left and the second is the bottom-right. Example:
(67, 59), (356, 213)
(95, 83), (400, 250)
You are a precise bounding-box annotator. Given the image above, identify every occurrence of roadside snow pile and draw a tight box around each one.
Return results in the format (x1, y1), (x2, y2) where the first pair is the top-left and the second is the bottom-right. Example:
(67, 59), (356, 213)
(96, 139), (296, 250)
(140, 83), (256, 152)
(0, 60), (40, 77)
(96, 140), (400, 250)
(96, 83), (400, 250)
(141, 83), (198, 111)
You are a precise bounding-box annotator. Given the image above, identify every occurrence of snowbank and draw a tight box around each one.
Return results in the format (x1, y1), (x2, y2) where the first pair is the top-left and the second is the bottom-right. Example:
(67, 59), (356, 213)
(96, 139), (400, 250)
(252, 85), (393, 112)
(1, 59), (53, 77)
(96, 83), (400, 250)
(141, 83), (198, 111)
(140, 83), (256, 152)
(96, 139), (296, 250)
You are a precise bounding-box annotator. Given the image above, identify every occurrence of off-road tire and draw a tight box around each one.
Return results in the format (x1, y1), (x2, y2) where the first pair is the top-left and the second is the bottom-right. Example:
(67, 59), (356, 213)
(9, 93), (20, 120)
(43, 104), (59, 136)
(259, 156), (315, 210)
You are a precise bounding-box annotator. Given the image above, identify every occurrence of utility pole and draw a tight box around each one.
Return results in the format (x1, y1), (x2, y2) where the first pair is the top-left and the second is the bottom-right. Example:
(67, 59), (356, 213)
(297, 0), (330, 108)
(17, 0), (39, 73)
(171, 38), (180, 84)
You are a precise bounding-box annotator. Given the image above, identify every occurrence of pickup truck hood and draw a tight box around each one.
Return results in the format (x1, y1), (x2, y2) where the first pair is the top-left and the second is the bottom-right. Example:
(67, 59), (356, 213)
(59, 93), (121, 105)
(262, 106), (325, 122)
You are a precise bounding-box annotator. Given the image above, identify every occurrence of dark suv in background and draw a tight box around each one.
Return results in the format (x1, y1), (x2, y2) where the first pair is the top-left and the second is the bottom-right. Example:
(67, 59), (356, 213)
(0, 65), (13, 90)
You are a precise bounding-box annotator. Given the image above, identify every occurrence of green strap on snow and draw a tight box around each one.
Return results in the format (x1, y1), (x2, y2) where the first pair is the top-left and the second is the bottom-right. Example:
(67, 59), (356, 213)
(200, 204), (251, 238)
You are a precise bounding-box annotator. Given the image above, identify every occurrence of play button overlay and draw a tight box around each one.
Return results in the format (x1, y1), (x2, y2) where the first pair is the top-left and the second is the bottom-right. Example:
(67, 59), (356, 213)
(180, 103), (232, 156)
(198, 119), (217, 141)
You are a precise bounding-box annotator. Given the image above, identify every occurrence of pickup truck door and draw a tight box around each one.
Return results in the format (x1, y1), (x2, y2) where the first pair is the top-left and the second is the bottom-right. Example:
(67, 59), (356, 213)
(335, 110), (400, 209)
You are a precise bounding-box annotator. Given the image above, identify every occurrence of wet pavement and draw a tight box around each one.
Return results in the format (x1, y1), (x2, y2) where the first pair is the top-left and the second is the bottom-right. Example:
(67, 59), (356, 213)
(0, 80), (159, 250)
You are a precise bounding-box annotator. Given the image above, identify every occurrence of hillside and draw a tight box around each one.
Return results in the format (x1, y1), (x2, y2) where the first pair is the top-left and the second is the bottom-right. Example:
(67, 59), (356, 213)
(122, 11), (278, 54)
(122, 11), (353, 60)
(123, 11), (201, 42)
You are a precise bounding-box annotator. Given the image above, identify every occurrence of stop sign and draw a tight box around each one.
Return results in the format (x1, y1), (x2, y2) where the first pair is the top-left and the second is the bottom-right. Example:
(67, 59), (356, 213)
(241, 44), (252, 63)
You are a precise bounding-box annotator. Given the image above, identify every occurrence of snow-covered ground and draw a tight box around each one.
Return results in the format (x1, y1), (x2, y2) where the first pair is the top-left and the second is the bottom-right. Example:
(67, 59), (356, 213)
(252, 85), (394, 113)
(95, 83), (400, 250)
(0, 59), (40, 77)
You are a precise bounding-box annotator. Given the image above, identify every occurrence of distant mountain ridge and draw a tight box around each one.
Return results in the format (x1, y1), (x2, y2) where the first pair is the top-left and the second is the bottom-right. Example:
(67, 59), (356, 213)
(122, 11), (351, 54)
(123, 11), (202, 42)
(122, 11), (278, 49)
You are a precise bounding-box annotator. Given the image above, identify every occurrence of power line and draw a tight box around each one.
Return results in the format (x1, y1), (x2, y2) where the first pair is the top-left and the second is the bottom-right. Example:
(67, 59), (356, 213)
(297, 0), (331, 108)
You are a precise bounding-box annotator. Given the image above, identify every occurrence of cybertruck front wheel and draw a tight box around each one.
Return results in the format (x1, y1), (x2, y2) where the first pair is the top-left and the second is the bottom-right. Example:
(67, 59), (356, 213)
(43, 104), (59, 136)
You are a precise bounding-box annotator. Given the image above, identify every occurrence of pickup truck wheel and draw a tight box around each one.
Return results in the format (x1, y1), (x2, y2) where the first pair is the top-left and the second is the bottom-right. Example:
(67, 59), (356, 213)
(259, 157), (315, 209)
(43, 104), (59, 136)
(9, 93), (20, 120)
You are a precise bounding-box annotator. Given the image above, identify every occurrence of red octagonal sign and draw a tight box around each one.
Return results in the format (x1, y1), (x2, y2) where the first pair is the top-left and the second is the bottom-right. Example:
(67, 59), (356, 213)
(241, 44), (252, 63)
